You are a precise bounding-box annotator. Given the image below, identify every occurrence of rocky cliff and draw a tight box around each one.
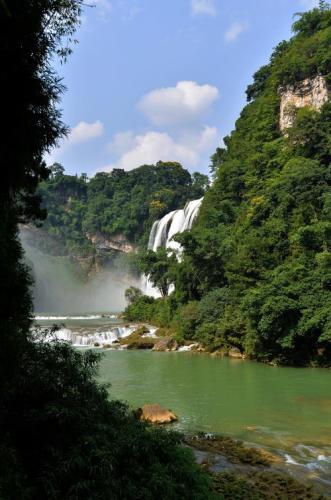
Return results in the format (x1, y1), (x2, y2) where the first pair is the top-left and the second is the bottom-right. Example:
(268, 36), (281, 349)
(279, 75), (328, 130)
(86, 233), (137, 254)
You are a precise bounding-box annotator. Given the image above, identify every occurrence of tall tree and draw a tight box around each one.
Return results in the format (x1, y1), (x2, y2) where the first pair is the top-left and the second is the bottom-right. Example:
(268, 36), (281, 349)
(0, 0), (83, 384)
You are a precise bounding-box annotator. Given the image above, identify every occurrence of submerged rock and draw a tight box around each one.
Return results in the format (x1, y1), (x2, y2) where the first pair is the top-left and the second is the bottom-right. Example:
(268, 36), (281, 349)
(137, 404), (177, 424)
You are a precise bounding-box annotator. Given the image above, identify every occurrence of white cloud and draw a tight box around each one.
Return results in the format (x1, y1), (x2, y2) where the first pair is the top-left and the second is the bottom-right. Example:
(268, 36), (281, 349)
(68, 120), (104, 145)
(195, 126), (218, 151)
(224, 21), (246, 43)
(191, 0), (217, 16)
(44, 120), (104, 165)
(103, 126), (218, 171)
(108, 131), (135, 155)
(137, 81), (219, 126)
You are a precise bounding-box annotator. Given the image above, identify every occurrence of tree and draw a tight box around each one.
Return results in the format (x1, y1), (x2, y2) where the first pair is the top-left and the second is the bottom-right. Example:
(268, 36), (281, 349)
(246, 65), (272, 102)
(191, 172), (210, 197)
(0, 0), (83, 383)
(139, 248), (177, 296)
(209, 147), (227, 176)
(50, 163), (65, 179)
(125, 286), (143, 304)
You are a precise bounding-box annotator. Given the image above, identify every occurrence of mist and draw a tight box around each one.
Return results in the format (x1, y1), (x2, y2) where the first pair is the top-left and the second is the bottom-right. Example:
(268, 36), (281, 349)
(21, 234), (137, 314)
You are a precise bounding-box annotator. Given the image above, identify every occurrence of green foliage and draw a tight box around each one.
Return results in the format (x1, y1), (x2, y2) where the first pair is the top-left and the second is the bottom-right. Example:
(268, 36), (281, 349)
(135, 5), (331, 366)
(37, 166), (93, 257)
(0, 0), (83, 382)
(124, 293), (180, 329)
(125, 286), (143, 304)
(139, 248), (177, 296)
(212, 471), (322, 500)
(37, 162), (208, 258)
(0, 0), (83, 218)
(1, 336), (212, 499)
(124, 295), (157, 323)
(246, 64), (272, 101)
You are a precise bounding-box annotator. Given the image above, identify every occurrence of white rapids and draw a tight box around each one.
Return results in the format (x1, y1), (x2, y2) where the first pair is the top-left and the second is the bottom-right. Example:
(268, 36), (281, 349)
(41, 325), (137, 347)
(35, 314), (117, 321)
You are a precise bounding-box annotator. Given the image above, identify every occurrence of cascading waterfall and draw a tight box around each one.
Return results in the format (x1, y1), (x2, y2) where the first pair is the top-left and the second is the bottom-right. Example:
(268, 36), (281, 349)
(143, 197), (203, 295)
(40, 325), (138, 347)
(148, 198), (203, 253)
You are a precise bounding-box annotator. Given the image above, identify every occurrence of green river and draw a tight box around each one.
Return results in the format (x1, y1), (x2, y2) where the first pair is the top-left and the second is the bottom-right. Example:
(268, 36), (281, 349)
(36, 314), (331, 488)
(99, 350), (331, 487)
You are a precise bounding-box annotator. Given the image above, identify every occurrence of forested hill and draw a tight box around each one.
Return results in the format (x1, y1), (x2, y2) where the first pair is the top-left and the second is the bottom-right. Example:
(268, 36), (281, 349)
(126, 4), (331, 367)
(30, 162), (208, 258)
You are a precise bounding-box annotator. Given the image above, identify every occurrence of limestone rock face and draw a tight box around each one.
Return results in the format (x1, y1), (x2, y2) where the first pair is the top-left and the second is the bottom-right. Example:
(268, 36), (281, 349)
(279, 75), (328, 131)
(137, 404), (177, 424)
(86, 232), (136, 254)
(152, 338), (178, 352)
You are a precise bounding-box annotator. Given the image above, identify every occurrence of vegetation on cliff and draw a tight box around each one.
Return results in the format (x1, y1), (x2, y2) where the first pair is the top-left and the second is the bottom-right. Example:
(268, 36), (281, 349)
(34, 161), (208, 259)
(126, 3), (331, 367)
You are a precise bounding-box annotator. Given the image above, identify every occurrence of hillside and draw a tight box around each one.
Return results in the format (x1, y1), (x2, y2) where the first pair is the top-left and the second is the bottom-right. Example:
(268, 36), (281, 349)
(126, 4), (331, 367)
(26, 162), (208, 269)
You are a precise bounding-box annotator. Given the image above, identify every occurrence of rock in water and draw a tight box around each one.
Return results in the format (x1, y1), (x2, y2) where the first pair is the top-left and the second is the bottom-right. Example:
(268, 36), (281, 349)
(152, 338), (178, 351)
(137, 404), (177, 424)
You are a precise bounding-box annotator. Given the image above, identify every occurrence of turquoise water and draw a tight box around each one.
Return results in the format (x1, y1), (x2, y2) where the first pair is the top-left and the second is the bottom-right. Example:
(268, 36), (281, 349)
(35, 313), (331, 486)
(99, 350), (331, 484)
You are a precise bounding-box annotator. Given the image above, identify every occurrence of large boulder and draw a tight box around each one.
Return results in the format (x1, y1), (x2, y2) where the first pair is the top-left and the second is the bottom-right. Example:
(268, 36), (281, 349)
(152, 338), (178, 352)
(137, 404), (177, 424)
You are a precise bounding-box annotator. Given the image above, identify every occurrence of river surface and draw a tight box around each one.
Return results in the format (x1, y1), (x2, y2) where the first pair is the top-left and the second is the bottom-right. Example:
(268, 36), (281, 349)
(36, 313), (331, 488)
(99, 350), (331, 487)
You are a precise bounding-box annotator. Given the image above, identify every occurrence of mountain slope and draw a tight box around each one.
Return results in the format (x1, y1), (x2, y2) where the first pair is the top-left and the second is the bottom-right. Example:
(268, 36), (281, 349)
(128, 4), (331, 366)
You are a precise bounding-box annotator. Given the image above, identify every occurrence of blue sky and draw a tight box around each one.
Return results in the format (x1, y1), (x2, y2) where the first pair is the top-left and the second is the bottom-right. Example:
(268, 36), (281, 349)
(48, 0), (319, 176)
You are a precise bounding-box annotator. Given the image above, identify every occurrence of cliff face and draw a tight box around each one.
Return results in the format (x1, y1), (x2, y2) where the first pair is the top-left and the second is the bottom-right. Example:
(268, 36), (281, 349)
(21, 225), (137, 283)
(279, 75), (328, 130)
(86, 233), (137, 254)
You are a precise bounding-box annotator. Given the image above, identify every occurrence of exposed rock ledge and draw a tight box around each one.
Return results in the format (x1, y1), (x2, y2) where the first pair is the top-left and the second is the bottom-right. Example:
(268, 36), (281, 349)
(279, 75), (328, 131)
(86, 232), (136, 254)
(137, 404), (177, 424)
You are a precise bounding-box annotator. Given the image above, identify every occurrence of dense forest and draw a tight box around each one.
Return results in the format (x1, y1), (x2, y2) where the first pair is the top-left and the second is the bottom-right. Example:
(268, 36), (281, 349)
(33, 162), (208, 258)
(126, 3), (331, 367)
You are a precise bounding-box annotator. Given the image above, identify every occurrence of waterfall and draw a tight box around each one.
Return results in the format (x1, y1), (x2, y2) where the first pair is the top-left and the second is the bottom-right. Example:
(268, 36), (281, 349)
(148, 198), (203, 253)
(143, 198), (203, 295)
(40, 325), (138, 347)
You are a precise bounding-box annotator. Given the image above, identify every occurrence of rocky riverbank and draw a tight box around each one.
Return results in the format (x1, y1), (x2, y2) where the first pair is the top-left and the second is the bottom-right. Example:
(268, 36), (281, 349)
(186, 434), (326, 499)
(110, 324), (246, 359)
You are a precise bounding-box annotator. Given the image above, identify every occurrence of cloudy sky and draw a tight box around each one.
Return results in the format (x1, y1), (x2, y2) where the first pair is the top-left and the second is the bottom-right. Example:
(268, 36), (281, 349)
(48, 0), (319, 176)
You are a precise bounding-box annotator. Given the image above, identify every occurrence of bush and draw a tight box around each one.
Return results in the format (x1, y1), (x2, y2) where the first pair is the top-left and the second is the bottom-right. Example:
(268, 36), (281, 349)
(1, 337), (213, 499)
